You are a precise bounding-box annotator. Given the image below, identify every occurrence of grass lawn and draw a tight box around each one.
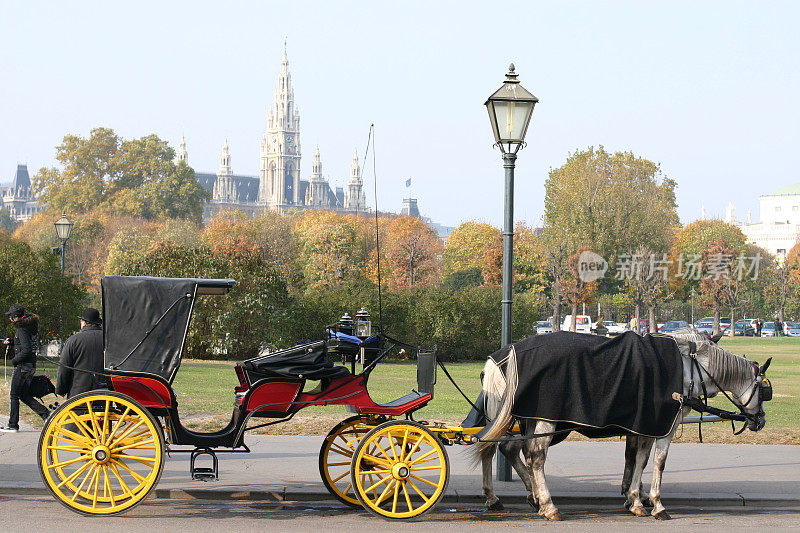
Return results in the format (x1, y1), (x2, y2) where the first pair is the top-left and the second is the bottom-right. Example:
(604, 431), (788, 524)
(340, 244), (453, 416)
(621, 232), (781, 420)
(2, 337), (797, 443)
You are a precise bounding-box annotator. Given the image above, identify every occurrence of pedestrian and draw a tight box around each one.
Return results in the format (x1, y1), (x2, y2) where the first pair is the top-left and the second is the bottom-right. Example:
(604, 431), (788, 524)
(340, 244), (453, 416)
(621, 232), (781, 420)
(56, 308), (105, 398)
(775, 318), (783, 337)
(756, 318), (763, 337)
(0, 304), (50, 433)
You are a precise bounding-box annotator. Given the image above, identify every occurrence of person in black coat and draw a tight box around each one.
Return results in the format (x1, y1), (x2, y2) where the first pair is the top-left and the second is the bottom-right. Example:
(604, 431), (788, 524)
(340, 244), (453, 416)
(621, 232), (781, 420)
(56, 308), (105, 398)
(1, 304), (50, 433)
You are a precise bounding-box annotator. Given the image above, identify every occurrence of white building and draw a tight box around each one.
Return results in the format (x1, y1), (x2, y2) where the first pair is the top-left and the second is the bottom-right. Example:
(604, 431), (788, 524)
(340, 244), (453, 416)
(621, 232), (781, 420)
(731, 184), (800, 262)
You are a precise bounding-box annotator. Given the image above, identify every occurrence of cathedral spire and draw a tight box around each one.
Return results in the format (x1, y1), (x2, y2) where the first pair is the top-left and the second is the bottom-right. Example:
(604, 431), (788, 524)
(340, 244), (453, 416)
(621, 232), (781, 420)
(219, 139), (231, 176)
(311, 146), (322, 181)
(178, 134), (188, 163)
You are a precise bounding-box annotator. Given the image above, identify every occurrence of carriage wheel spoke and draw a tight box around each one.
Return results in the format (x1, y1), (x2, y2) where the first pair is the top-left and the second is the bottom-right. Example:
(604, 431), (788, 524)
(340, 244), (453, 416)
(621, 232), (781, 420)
(391, 479), (400, 514)
(47, 445), (85, 453)
(407, 479), (430, 502)
(330, 470), (350, 483)
(403, 434), (425, 462)
(72, 464), (97, 501)
(402, 481), (414, 512)
(56, 460), (93, 489)
(104, 407), (131, 445)
(374, 479), (395, 507)
(109, 463), (135, 499)
(408, 448), (436, 466)
(85, 400), (102, 439)
(329, 442), (353, 457)
(363, 472), (393, 493)
(104, 466), (116, 507)
(107, 419), (145, 449)
(67, 412), (95, 443)
(110, 438), (155, 453)
(46, 454), (91, 470)
(101, 400), (111, 442)
(112, 459), (147, 484)
(408, 465), (442, 472)
(385, 430), (399, 462)
(114, 454), (156, 465)
(409, 473), (439, 488)
(91, 463), (101, 508)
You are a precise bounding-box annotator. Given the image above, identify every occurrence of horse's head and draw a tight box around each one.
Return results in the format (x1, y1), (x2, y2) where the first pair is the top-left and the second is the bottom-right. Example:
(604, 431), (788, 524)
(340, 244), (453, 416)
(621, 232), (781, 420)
(739, 357), (773, 431)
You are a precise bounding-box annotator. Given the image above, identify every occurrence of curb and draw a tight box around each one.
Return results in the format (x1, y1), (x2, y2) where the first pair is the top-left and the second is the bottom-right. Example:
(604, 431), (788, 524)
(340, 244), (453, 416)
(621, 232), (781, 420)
(4, 486), (797, 510)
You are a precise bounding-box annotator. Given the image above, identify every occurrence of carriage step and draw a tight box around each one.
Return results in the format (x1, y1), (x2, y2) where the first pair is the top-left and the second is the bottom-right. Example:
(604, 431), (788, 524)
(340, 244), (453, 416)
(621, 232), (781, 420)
(190, 449), (219, 481)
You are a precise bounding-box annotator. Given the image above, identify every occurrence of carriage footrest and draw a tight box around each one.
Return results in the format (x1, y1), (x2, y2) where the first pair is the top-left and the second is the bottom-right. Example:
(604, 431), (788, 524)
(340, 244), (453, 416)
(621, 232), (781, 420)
(190, 448), (219, 481)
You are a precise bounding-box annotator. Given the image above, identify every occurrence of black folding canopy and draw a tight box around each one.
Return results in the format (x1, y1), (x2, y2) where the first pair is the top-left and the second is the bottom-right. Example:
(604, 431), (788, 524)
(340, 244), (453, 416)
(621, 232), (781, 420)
(101, 276), (235, 382)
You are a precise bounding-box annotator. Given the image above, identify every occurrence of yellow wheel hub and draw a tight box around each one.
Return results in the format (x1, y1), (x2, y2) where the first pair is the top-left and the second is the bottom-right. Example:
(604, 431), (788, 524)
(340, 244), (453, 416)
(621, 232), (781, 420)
(391, 463), (410, 480)
(38, 392), (164, 515)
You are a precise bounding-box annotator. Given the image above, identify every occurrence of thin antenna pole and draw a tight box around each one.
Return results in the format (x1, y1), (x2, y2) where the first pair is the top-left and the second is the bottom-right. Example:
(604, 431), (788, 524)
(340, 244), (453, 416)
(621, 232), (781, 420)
(371, 126), (383, 332)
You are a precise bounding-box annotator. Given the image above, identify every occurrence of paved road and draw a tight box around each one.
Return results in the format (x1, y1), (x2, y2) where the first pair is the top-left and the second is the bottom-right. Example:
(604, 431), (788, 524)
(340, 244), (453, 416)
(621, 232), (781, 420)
(1, 494), (799, 532)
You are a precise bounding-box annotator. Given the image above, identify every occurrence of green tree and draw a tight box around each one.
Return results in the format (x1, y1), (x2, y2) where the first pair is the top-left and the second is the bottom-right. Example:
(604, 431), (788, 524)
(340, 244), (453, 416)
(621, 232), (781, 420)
(0, 209), (19, 233)
(294, 210), (363, 290)
(0, 233), (84, 342)
(543, 146), (680, 262)
(32, 128), (209, 222)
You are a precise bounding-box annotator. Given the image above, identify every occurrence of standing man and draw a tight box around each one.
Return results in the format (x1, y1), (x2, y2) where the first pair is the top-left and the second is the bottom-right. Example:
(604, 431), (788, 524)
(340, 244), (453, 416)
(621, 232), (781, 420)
(56, 308), (105, 398)
(1, 304), (50, 433)
(756, 318), (763, 337)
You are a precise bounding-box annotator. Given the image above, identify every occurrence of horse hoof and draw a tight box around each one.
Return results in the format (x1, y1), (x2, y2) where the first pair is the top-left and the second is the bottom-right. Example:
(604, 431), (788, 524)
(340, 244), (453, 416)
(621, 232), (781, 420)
(526, 495), (539, 511)
(545, 511), (563, 521)
(487, 500), (505, 511)
(631, 506), (648, 517)
(653, 510), (671, 520)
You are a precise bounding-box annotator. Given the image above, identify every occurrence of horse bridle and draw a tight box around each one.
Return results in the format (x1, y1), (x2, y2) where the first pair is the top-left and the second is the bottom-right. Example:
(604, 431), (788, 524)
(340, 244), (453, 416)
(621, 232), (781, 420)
(685, 344), (772, 435)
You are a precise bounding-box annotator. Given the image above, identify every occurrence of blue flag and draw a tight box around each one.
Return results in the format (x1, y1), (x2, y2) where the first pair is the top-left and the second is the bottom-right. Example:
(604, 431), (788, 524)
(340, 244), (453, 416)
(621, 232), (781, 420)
(405, 178), (411, 187)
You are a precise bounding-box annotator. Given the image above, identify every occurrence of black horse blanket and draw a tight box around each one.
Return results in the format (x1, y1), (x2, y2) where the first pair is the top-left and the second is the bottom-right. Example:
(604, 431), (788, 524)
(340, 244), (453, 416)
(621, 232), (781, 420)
(490, 331), (684, 438)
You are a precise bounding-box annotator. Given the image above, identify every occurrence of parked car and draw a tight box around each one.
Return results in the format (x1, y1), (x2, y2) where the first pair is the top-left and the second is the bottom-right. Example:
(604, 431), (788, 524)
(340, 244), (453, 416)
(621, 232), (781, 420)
(562, 315), (592, 334)
(733, 320), (755, 336)
(695, 317), (730, 335)
(761, 321), (777, 337)
(660, 320), (689, 333)
(534, 321), (553, 335)
(785, 322), (800, 337)
(603, 321), (627, 336)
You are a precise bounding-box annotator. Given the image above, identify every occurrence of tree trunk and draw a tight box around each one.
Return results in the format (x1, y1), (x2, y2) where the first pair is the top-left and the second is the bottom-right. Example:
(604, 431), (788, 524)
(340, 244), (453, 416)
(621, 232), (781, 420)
(634, 303), (641, 335)
(713, 306), (720, 336)
(729, 307), (736, 337)
(570, 302), (578, 332)
(648, 306), (657, 333)
(552, 292), (561, 332)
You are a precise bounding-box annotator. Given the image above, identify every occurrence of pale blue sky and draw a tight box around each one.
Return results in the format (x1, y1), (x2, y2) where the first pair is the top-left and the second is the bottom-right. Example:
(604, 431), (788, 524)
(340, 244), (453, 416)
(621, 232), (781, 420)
(1, 1), (797, 228)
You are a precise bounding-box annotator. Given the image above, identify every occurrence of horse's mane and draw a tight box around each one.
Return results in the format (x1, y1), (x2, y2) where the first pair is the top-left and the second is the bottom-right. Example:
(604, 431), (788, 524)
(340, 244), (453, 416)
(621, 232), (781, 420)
(662, 330), (755, 392)
(696, 342), (755, 393)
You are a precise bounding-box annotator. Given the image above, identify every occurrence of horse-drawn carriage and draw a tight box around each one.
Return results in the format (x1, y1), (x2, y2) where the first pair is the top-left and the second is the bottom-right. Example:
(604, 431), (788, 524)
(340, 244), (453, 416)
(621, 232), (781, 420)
(38, 276), (774, 521)
(38, 276), (478, 519)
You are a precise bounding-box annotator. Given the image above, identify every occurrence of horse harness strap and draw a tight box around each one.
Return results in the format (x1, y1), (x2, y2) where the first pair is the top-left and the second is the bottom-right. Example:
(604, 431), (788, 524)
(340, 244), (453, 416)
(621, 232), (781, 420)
(683, 344), (753, 438)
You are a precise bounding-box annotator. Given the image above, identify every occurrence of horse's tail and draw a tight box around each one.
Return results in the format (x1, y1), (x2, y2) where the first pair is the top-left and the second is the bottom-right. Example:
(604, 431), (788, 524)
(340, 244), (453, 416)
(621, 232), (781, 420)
(473, 344), (519, 462)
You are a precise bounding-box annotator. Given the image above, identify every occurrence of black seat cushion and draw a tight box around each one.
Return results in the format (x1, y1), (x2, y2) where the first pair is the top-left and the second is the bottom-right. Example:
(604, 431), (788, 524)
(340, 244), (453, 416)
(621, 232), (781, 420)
(242, 341), (351, 381)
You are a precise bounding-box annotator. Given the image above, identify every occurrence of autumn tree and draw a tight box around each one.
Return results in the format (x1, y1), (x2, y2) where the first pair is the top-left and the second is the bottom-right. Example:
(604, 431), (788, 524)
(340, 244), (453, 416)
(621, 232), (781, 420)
(621, 245), (672, 333)
(536, 233), (570, 331)
(293, 210), (363, 290)
(443, 221), (500, 283)
(382, 216), (443, 289)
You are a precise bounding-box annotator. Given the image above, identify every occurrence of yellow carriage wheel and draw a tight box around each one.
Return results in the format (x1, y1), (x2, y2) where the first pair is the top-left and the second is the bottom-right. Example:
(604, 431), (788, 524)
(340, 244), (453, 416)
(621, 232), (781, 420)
(318, 416), (374, 507)
(351, 420), (449, 519)
(38, 391), (164, 515)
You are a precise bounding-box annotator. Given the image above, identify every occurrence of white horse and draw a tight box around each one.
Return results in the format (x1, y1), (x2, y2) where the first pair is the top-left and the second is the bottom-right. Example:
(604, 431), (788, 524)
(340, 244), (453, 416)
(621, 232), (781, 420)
(474, 333), (772, 521)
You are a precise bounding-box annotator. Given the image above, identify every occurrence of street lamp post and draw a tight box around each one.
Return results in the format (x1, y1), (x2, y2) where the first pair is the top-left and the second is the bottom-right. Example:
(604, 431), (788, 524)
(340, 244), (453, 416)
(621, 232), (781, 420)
(54, 213), (74, 274)
(485, 64), (538, 481)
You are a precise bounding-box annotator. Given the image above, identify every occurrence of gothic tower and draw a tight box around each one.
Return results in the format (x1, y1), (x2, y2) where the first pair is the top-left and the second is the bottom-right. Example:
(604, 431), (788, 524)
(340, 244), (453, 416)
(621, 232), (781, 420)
(213, 140), (237, 202)
(306, 147), (329, 206)
(260, 48), (301, 209)
(178, 135), (188, 163)
(345, 149), (366, 211)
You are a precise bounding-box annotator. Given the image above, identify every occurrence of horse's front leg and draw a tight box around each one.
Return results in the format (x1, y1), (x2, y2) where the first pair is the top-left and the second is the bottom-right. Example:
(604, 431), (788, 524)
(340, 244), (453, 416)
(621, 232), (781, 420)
(625, 436), (654, 517)
(648, 435), (673, 520)
(500, 439), (537, 510)
(481, 444), (503, 510)
(525, 421), (560, 520)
